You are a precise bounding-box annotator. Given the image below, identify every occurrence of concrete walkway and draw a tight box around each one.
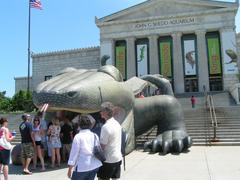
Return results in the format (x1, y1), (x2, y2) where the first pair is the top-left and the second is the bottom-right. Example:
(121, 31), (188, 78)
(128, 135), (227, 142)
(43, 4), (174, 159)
(7, 146), (240, 180)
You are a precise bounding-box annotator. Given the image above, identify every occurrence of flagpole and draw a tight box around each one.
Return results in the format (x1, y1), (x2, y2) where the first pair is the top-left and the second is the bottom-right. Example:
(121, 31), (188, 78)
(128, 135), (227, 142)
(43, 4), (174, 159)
(27, 0), (31, 93)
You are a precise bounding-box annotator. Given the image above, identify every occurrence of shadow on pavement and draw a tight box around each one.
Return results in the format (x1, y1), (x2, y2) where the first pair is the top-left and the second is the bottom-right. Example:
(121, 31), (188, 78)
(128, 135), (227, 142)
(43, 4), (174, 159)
(9, 163), (68, 175)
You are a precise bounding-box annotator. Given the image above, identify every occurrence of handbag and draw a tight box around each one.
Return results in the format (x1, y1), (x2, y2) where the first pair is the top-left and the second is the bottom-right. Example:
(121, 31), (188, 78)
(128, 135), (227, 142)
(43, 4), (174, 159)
(0, 129), (12, 150)
(93, 134), (106, 162)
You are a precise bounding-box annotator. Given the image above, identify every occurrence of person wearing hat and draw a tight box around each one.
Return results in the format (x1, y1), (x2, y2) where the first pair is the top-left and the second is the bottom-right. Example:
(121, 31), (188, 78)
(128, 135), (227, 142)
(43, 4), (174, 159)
(0, 117), (15, 180)
(19, 114), (35, 175)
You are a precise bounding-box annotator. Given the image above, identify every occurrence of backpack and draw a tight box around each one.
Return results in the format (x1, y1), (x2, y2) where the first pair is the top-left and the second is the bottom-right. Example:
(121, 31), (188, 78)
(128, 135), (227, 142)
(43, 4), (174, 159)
(121, 129), (127, 171)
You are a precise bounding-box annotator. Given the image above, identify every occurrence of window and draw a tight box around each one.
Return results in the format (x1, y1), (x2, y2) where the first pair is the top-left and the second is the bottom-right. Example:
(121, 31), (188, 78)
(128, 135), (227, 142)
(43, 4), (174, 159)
(44, 75), (52, 81)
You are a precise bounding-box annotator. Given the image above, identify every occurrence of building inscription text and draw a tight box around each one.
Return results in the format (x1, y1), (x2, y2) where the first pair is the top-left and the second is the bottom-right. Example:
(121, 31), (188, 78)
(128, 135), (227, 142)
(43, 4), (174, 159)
(134, 17), (195, 30)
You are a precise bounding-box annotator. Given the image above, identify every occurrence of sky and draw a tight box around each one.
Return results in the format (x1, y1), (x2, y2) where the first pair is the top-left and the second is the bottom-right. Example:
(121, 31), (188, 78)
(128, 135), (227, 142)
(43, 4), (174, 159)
(0, 0), (239, 97)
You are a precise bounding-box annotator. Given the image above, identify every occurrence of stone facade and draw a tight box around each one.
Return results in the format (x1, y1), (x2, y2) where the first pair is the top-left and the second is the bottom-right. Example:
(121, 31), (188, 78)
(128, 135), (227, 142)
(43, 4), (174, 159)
(14, 77), (32, 93)
(96, 0), (239, 93)
(15, 0), (239, 94)
(15, 47), (100, 93)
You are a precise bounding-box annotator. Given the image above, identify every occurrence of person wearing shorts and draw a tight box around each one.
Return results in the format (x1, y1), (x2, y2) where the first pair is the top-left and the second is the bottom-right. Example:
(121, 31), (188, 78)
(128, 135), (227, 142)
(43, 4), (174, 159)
(19, 114), (35, 175)
(97, 102), (122, 180)
(48, 117), (62, 168)
(32, 116), (45, 171)
(0, 117), (15, 180)
(37, 112), (48, 157)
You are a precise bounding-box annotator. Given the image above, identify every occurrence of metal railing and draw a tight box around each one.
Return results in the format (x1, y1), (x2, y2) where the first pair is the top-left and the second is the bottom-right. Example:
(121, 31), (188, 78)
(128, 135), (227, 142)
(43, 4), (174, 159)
(206, 94), (218, 142)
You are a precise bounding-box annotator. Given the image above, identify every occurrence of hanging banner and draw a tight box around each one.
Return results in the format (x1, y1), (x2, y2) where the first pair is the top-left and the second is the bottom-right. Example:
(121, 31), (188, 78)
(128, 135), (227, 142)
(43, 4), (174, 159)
(207, 36), (222, 75)
(221, 31), (238, 74)
(136, 44), (148, 77)
(183, 39), (197, 76)
(115, 46), (126, 79)
(159, 41), (172, 78)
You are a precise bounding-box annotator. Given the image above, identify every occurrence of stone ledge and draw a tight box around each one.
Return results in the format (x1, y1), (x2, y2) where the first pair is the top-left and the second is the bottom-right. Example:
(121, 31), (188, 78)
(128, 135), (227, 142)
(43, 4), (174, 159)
(31, 46), (100, 58)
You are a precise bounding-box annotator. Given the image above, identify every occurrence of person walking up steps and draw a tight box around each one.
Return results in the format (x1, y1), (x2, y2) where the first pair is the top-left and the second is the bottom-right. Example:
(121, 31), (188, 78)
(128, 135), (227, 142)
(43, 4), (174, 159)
(191, 96), (197, 108)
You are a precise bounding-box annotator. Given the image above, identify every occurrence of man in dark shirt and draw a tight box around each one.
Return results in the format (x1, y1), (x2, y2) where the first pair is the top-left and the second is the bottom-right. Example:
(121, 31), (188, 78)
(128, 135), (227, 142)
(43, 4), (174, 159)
(19, 114), (35, 175)
(60, 116), (73, 162)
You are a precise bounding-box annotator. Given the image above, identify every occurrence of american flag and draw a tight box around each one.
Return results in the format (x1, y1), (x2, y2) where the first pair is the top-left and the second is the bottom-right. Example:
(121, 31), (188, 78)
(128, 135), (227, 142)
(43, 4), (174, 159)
(30, 0), (42, 9)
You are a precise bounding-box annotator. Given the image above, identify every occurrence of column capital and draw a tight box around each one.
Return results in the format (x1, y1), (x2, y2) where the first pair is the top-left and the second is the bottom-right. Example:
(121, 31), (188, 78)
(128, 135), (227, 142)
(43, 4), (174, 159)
(100, 38), (113, 43)
(126, 37), (136, 42)
(171, 32), (182, 38)
(220, 26), (235, 33)
(195, 29), (206, 35)
(148, 34), (159, 40)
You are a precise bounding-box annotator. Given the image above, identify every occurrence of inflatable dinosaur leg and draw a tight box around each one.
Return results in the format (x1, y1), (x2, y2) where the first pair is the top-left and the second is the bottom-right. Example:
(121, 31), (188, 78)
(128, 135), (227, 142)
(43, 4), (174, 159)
(134, 96), (192, 154)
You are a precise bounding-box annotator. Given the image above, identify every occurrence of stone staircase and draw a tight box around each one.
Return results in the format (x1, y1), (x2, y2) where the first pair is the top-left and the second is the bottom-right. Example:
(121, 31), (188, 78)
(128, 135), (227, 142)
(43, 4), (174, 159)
(136, 92), (240, 147)
(184, 107), (240, 146)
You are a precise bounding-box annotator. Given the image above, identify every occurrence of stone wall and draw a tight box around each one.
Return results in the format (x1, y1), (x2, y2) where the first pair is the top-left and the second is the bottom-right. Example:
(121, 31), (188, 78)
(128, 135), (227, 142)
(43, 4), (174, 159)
(32, 47), (100, 91)
(14, 77), (32, 93)
(15, 47), (100, 93)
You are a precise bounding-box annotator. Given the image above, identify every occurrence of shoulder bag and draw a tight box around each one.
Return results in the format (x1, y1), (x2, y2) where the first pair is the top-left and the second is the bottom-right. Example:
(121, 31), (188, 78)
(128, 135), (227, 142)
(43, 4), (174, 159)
(0, 128), (12, 150)
(93, 134), (106, 162)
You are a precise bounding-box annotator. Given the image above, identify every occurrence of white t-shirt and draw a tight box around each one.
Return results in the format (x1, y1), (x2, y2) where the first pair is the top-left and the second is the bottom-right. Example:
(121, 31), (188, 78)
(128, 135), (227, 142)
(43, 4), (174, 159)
(100, 117), (122, 163)
(32, 125), (41, 141)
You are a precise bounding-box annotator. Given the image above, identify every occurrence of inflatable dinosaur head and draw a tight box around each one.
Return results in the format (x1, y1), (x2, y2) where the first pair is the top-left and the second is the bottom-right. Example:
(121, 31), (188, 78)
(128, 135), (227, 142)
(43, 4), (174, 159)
(33, 65), (134, 114)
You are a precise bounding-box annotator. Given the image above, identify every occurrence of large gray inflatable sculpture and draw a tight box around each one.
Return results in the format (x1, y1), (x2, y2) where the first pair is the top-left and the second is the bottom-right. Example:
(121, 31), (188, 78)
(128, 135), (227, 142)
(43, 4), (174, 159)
(33, 62), (192, 155)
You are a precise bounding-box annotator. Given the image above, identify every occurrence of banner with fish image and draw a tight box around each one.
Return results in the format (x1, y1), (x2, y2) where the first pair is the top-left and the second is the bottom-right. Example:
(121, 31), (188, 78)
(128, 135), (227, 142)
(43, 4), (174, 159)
(206, 35), (222, 75)
(159, 39), (172, 78)
(183, 39), (197, 76)
(115, 45), (127, 79)
(136, 43), (148, 77)
(221, 31), (238, 74)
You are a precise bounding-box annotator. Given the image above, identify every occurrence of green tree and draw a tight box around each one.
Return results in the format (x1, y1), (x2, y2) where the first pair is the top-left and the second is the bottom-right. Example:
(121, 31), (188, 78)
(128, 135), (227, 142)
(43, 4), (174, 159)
(0, 98), (12, 112)
(11, 90), (35, 112)
(0, 91), (13, 112)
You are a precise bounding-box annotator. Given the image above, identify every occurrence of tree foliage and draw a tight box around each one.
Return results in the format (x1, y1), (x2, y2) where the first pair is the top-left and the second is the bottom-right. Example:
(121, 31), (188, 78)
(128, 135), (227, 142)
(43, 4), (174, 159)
(11, 90), (35, 112)
(0, 90), (35, 113)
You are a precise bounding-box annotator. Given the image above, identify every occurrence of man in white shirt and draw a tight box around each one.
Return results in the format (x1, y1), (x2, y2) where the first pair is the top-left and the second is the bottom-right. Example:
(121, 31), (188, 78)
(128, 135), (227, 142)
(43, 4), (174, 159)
(98, 102), (122, 180)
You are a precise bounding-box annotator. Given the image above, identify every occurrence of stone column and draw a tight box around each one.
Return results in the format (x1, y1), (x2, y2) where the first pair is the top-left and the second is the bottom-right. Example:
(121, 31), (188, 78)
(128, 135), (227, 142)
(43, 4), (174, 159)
(196, 29), (209, 92)
(111, 39), (115, 66)
(100, 38), (114, 65)
(126, 37), (136, 79)
(172, 32), (184, 94)
(148, 35), (159, 74)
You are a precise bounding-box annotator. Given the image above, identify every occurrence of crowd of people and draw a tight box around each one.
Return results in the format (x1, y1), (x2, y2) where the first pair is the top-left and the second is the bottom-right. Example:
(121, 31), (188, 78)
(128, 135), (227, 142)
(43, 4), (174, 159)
(0, 101), (124, 180)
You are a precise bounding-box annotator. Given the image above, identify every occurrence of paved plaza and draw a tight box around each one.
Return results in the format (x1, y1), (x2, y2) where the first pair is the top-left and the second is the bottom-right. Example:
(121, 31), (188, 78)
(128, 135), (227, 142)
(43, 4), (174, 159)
(6, 146), (240, 180)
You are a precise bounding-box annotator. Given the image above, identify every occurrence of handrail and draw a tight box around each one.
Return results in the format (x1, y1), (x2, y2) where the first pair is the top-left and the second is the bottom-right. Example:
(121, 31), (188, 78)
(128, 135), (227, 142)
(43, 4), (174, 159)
(206, 95), (218, 141)
(204, 89), (210, 145)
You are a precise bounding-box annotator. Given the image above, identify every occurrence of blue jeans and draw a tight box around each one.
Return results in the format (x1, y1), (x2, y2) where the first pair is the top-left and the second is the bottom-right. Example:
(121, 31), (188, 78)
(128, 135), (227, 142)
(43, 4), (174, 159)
(72, 168), (99, 180)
